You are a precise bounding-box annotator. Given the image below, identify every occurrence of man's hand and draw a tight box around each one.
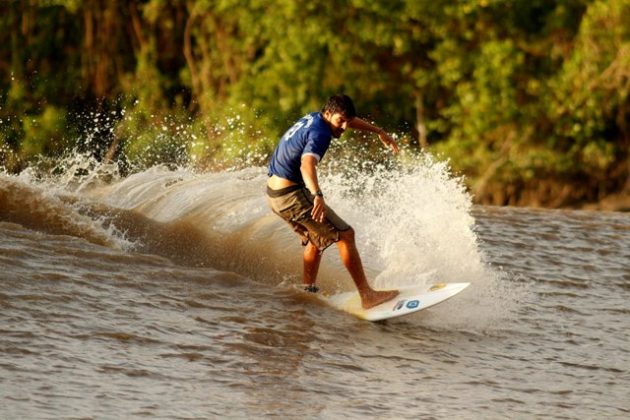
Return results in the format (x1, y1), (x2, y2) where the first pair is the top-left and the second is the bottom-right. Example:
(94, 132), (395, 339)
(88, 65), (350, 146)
(378, 131), (400, 154)
(311, 195), (326, 223)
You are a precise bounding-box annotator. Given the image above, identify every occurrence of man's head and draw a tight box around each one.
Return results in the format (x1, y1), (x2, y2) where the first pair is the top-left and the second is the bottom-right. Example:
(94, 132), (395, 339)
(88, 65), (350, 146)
(321, 94), (356, 138)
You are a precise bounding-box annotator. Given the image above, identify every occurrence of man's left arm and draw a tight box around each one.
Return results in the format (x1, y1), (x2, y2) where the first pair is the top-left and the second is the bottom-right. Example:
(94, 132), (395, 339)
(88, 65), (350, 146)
(348, 118), (400, 154)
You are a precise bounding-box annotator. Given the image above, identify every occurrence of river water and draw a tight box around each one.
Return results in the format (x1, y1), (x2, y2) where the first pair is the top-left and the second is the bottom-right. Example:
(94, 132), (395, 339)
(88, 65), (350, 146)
(1, 157), (628, 419)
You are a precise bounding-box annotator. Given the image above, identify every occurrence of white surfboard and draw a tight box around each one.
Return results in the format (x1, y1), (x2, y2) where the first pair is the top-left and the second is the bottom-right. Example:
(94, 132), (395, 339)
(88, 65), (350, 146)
(322, 282), (470, 321)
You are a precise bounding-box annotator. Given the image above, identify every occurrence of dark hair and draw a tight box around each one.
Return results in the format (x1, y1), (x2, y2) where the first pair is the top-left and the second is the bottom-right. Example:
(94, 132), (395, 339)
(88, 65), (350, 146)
(322, 94), (357, 119)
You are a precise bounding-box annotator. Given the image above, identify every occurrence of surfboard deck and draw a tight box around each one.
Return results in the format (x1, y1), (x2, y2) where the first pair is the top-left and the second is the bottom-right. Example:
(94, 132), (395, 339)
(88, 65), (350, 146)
(321, 282), (470, 321)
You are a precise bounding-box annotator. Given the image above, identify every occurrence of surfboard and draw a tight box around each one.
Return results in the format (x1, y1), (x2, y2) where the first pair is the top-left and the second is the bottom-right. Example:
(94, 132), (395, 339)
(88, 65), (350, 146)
(322, 282), (470, 321)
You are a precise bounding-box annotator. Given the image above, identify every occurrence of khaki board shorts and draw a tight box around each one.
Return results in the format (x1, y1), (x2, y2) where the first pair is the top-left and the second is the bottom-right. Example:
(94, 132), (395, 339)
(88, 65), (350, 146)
(267, 185), (351, 251)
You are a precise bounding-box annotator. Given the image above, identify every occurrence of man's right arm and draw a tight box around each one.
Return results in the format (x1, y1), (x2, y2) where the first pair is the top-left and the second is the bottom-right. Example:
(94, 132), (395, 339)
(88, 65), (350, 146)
(300, 155), (326, 223)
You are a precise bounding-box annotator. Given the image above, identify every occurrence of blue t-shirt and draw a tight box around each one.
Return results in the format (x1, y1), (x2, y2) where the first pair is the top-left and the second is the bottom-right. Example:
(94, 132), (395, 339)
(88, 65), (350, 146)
(268, 112), (333, 185)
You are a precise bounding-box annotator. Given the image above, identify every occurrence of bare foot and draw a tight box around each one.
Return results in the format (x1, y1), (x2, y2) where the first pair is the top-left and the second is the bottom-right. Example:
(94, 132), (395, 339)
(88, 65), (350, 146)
(361, 289), (399, 310)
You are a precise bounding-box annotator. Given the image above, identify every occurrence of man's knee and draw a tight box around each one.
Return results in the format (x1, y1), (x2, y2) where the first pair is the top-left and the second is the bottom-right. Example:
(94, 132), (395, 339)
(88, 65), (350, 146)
(338, 227), (355, 243)
(305, 241), (322, 255)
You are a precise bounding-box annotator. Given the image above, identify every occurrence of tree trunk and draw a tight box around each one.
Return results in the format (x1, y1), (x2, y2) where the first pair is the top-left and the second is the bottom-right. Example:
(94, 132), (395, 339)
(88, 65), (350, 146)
(183, 8), (201, 111)
(10, 2), (23, 79)
(128, 0), (147, 53)
(415, 91), (428, 149)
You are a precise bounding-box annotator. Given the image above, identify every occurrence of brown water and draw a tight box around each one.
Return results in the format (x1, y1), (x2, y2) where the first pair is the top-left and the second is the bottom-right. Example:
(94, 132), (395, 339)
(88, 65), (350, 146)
(1, 161), (629, 419)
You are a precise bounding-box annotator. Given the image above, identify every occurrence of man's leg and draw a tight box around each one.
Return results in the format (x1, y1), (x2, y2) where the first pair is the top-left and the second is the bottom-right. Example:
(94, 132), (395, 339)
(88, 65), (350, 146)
(336, 228), (398, 309)
(303, 241), (322, 290)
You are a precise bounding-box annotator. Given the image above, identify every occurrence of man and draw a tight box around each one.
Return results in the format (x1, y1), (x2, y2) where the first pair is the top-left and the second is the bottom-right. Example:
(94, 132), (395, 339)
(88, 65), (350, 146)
(267, 94), (399, 309)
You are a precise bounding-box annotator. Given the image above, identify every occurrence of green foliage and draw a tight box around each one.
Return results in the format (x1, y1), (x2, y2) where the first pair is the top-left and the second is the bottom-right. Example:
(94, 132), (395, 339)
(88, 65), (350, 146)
(21, 106), (71, 158)
(548, 0), (630, 156)
(1, 0), (629, 205)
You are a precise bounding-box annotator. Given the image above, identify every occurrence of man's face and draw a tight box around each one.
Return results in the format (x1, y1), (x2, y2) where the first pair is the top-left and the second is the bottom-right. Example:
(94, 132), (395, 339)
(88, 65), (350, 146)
(323, 111), (353, 138)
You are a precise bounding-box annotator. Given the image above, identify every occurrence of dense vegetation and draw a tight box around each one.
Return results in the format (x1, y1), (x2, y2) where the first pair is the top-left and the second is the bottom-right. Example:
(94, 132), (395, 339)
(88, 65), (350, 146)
(1, 0), (629, 207)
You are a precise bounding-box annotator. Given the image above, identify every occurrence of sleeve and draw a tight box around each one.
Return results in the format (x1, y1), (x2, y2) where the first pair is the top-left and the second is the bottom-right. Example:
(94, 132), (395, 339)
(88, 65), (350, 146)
(301, 133), (329, 162)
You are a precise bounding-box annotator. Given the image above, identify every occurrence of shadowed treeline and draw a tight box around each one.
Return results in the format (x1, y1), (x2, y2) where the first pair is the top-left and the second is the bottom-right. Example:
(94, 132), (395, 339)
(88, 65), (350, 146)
(1, 0), (629, 209)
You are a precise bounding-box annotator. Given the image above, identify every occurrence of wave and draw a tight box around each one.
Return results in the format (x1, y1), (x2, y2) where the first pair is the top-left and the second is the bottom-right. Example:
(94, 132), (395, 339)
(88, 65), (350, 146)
(1, 152), (490, 295)
(0, 174), (131, 250)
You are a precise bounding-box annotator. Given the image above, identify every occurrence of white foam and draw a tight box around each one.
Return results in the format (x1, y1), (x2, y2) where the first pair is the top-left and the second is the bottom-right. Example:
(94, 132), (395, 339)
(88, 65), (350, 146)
(321, 152), (486, 288)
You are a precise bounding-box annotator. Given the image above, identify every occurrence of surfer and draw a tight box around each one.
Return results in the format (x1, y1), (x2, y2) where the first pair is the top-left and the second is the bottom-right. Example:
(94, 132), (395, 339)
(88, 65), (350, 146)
(267, 94), (399, 309)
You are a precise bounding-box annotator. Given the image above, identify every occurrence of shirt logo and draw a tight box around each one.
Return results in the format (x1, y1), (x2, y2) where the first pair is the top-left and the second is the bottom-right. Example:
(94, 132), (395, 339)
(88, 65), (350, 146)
(283, 114), (314, 141)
